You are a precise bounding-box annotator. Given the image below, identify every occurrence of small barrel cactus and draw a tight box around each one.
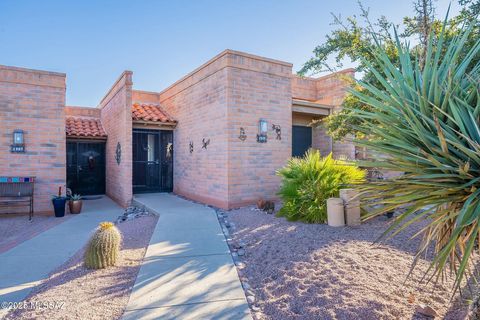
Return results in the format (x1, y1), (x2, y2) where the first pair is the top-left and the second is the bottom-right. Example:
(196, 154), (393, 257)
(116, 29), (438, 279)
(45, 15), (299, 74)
(84, 222), (121, 269)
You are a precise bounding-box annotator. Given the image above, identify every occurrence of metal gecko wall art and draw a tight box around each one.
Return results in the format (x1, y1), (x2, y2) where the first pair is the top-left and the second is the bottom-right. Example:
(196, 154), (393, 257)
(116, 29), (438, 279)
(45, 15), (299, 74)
(202, 138), (210, 149)
(272, 124), (281, 140)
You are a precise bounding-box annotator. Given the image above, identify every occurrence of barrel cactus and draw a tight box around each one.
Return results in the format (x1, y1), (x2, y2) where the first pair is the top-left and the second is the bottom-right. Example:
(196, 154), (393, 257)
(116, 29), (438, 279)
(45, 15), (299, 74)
(84, 222), (121, 269)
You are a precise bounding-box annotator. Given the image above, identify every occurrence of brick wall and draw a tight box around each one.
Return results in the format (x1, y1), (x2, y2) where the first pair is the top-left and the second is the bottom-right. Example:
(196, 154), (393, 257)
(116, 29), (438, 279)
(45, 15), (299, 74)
(0, 65), (66, 213)
(65, 105), (100, 118)
(312, 125), (332, 157)
(291, 75), (317, 100)
(315, 70), (356, 159)
(159, 52), (230, 208)
(292, 112), (332, 157)
(132, 90), (160, 105)
(99, 71), (133, 207)
(226, 52), (292, 208)
(292, 69), (356, 159)
(157, 50), (293, 209)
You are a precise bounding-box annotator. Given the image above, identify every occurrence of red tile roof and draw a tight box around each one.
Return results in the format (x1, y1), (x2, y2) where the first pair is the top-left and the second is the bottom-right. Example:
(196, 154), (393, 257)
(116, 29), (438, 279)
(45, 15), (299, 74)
(66, 117), (107, 138)
(132, 103), (176, 124)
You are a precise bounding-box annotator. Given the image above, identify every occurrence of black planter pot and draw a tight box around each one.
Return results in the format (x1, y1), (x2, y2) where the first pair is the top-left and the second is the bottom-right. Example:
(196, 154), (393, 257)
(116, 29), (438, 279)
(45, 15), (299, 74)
(52, 197), (67, 217)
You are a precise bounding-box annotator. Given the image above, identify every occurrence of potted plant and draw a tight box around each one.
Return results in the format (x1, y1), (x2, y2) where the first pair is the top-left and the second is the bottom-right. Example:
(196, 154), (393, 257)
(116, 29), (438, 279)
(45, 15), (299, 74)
(68, 194), (83, 214)
(51, 186), (67, 218)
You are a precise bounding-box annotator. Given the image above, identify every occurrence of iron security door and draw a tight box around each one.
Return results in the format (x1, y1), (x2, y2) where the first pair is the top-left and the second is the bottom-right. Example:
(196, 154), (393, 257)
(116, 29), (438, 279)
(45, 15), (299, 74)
(66, 141), (106, 195)
(133, 129), (173, 193)
(292, 125), (312, 157)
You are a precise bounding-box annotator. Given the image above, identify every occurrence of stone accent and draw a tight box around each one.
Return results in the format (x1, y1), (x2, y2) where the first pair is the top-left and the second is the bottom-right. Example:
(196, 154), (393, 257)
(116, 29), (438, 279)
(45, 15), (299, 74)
(99, 71), (133, 207)
(0, 65), (66, 213)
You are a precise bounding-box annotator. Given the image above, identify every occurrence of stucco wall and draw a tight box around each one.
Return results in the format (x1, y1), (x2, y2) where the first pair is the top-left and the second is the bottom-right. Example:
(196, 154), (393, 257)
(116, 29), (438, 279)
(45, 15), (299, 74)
(0, 65), (66, 213)
(99, 71), (133, 207)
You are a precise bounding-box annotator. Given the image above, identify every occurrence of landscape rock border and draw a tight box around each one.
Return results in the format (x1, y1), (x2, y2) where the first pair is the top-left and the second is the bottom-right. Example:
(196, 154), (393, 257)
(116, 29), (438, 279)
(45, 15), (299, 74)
(216, 208), (261, 319)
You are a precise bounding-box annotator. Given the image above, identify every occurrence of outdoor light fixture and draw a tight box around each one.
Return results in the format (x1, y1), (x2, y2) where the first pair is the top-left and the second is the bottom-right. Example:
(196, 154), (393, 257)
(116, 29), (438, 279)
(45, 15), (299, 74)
(257, 119), (268, 143)
(11, 129), (25, 153)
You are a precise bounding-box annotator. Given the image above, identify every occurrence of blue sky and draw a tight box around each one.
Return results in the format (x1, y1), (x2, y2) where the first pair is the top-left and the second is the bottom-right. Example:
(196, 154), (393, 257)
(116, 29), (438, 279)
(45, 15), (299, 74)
(0, 0), (459, 106)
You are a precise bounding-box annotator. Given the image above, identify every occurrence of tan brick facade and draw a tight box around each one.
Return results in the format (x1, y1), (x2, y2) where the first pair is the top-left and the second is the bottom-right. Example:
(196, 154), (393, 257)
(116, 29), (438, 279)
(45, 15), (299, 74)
(99, 72), (133, 207)
(226, 52), (292, 208)
(157, 52), (230, 208)
(1, 50), (354, 212)
(292, 70), (355, 159)
(0, 65), (66, 213)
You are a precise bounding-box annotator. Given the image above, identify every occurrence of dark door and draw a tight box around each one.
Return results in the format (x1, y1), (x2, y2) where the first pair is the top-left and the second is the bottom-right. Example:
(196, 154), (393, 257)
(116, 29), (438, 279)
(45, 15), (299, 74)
(292, 125), (312, 157)
(67, 141), (106, 195)
(133, 129), (173, 193)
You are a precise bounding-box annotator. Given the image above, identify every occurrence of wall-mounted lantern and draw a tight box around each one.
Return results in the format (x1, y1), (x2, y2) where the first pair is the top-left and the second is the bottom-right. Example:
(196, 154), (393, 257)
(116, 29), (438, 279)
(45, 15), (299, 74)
(10, 129), (25, 153)
(257, 119), (268, 143)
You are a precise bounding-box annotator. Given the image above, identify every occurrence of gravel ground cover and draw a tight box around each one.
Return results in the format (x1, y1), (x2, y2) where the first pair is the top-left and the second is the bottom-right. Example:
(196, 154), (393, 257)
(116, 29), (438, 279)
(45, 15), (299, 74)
(5, 215), (158, 320)
(227, 206), (470, 320)
(0, 212), (72, 254)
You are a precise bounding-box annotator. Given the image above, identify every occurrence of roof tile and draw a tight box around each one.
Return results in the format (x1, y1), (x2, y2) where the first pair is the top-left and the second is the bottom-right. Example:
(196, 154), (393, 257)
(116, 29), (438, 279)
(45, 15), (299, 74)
(65, 117), (107, 138)
(132, 103), (176, 123)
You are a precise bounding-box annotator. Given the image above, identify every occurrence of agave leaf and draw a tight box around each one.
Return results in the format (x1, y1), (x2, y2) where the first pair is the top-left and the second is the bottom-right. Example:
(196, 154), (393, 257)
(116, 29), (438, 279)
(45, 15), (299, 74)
(351, 19), (480, 292)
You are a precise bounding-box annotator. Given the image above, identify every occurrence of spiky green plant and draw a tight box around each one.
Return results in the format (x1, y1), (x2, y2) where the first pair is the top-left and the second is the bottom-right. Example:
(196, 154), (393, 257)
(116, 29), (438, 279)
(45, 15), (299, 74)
(276, 150), (365, 223)
(84, 222), (121, 269)
(350, 21), (480, 290)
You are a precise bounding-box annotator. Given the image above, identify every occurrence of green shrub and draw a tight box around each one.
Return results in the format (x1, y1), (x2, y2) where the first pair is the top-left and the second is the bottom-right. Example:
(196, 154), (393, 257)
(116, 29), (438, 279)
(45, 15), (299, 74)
(276, 150), (365, 223)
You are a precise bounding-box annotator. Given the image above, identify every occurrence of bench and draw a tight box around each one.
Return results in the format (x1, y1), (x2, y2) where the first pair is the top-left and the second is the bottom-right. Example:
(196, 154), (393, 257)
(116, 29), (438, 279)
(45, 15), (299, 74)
(0, 177), (35, 220)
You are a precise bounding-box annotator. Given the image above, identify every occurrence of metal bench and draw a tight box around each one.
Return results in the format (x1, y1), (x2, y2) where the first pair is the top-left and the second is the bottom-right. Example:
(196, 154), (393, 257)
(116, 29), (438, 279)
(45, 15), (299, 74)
(0, 177), (35, 220)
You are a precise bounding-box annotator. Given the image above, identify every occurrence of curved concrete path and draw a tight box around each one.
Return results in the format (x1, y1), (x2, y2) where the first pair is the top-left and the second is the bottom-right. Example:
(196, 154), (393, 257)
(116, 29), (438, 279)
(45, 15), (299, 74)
(123, 193), (251, 320)
(0, 197), (122, 318)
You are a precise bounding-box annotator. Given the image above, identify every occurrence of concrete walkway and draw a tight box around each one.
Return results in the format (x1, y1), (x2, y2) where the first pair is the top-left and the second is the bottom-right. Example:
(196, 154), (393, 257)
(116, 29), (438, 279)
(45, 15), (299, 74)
(123, 193), (251, 320)
(0, 197), (122, 317)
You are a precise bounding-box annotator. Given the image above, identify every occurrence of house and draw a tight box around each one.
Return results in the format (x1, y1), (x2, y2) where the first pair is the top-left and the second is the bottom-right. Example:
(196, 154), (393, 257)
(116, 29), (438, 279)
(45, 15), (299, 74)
(0, 49), (354, 213)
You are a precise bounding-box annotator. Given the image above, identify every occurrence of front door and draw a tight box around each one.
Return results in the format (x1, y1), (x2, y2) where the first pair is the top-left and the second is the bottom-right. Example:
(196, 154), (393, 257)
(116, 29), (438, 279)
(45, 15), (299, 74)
(133, 129), (173, 193)
(292, 125), (312, 157)
(66, 141), (106, 195)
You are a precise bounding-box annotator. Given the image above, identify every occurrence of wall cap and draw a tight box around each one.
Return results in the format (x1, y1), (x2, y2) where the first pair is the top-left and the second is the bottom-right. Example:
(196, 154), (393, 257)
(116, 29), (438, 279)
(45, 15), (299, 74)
(293, 68), (356, 82)
(158, 49), (293, 97)
(0, 64), (66, 77)
(98, 70), (133, 108)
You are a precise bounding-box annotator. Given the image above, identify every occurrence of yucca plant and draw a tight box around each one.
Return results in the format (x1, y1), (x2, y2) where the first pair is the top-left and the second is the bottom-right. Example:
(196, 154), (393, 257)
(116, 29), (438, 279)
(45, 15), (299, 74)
(277, 150), (365, 223)
(350, 20), (480, 291)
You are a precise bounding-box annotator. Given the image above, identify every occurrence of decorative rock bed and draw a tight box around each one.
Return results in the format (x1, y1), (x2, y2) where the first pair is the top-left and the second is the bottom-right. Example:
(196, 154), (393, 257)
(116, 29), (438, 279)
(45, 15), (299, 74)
(116, 205), (155, 223)
(223, 205), (470, 320)
(216, 208), (260, 318)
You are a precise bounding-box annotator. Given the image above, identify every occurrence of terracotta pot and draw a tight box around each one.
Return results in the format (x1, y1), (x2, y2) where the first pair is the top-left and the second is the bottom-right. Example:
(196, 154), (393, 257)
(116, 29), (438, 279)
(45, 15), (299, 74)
(69, 200), (83, 214)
